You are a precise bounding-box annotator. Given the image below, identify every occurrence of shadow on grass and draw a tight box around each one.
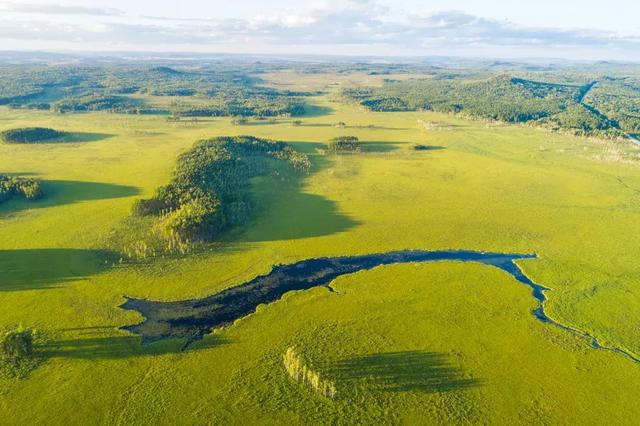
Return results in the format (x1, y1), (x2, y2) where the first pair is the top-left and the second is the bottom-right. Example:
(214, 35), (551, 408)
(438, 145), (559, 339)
(360, 125), (411, 131)
(4, 132), (115, 144)
(411, 145), (446, 152)
(239, 189), (360, 242)
(361, 141), (404, 153)
(286, 141), (326, 154)
(328, 351), (482, 393)
(0, 249), (115, 291)
(1, 171), (39, 176)
(299, 122), (334, 128)
(240, 120), (281, 126)
(237, 145), (360, 242)
(56, 132), (114, 143)
(0, 180), (139, 216)
(303, 104), (333, 117)
(40, 332), (228, 359)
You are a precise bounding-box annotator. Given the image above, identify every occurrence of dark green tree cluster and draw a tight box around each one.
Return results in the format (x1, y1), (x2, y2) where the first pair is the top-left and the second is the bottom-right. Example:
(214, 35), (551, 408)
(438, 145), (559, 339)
(132, 136), (310, 244)
(52, 95), (151, 114)
(0, 65), (84, 105)
(360, 96), (409, 111)
(170, 96), (305, 118)
(582, 79), (640, 133)
(0, 175), (42, 203)
(0, 127), (65, 144)
(327, 136), (361, 153)
(344, 76), (574, 121)
(0, 327), (39, 379)
(544, 104), (623, 137)
(343, 75), (635, 137)
(168, 86), (306, 118)
(0, 64), (309, 117)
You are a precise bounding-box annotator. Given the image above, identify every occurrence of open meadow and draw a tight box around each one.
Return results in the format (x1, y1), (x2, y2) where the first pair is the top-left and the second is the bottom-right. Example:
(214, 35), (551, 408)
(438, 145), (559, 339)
(3, 84), (640, 424)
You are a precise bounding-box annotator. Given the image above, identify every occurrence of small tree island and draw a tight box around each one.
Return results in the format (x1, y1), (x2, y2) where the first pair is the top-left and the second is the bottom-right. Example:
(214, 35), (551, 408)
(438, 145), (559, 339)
(327, 136), (361, 153)
(0, 127), (66, 144)
(0, 175), (43, 204)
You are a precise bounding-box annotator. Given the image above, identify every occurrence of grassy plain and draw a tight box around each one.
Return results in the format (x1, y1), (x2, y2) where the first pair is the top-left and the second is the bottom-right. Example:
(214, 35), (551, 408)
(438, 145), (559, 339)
(2, 88), (640, 424)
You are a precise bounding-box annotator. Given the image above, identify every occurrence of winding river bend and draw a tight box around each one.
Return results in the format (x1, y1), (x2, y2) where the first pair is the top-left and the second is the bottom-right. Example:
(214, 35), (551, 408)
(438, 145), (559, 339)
(121, 250), (639, 362)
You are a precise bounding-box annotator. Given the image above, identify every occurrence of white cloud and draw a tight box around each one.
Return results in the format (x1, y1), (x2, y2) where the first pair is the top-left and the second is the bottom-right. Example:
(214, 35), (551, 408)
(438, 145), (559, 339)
(0, 1), (638, 60)
(0, 1), (125, 16)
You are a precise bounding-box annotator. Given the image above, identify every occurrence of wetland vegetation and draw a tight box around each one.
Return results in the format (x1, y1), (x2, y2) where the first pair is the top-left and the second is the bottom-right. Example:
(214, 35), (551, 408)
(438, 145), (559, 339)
(3, 54), (640, 424)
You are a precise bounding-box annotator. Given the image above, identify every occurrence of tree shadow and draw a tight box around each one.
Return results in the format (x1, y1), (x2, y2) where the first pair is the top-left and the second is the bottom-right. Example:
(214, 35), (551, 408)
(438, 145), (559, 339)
(299, 122), (334, 128)
(361, 141), (404, 153)
(0, 248), (116, 291)
(242, 120), (280, 126)
(5, 133), (115, 144)
(357, 125), (410, 131)
(328, 351), (482, 393)
(55, 132), (114, 143)
(411, 145), (446, 152)
(303, 104), (333, 117)
(286, 141), (326, 154)
(0, 180), (139, 216)
(239, 189), (360, 242)
(1, 171), (39, 176)
(39, 332), (228, 360)
(236, 146), (360, 242)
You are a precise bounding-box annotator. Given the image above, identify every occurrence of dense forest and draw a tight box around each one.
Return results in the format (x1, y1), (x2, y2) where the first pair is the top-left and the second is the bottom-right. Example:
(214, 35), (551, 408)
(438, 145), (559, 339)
(168, 86), (306, 118)
(1, 60), (640, 135)
(343, 75), (639, 138)
(0, 127), (66, 143)
(582, 77), (640, 133)
(0, 65), (308, 117)
(0, 175), (42, 203)
(132, 136), (310, 251)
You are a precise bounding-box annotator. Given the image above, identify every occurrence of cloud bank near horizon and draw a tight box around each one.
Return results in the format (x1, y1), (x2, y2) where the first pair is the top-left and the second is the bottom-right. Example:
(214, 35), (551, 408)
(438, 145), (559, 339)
(0, 0), (638, 60)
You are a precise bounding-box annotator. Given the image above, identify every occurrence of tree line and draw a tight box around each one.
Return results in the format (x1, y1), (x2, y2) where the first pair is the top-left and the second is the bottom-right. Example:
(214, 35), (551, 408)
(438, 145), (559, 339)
(343, 75), (637, 138)
(0, 64), (310, 118)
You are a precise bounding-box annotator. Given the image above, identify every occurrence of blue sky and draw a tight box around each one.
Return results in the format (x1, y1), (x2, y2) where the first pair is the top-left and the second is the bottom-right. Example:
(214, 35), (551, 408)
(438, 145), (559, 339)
(0, 0), (639, 60)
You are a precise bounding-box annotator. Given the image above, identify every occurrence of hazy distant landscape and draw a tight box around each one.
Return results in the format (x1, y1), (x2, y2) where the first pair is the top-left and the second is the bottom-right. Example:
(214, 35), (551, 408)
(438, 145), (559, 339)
(2, 0), (640, 424)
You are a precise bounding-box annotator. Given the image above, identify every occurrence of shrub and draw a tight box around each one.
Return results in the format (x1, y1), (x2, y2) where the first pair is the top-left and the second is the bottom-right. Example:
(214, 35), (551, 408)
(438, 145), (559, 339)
(283, 347), (336, 399)
(412, 144), (432, 151)
(231, 116), (248, 125)
(1, 327), (39, 379)
(131, 197), (167, 216)
(273, 147), (312, 172)
(327, 136), (361, 153)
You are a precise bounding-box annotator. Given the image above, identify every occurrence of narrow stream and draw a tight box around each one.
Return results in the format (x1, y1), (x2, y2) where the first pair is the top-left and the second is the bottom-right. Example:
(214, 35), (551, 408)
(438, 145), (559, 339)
(120, 249), (639, 362)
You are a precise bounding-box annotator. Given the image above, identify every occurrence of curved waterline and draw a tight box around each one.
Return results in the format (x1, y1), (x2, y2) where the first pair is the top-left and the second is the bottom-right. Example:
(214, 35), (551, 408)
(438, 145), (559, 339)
(120, 250), (640, 362)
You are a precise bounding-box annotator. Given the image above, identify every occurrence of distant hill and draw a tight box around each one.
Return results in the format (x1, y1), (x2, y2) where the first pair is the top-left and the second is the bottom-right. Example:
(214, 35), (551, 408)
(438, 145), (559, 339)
(150, 66), (184, 75)
(344, 74), (634, 138)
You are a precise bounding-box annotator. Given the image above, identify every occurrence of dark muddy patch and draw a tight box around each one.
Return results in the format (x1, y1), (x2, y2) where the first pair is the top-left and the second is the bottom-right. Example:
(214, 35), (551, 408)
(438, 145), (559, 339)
(119, 249), (640, 364)
(120, 250), (536, 344)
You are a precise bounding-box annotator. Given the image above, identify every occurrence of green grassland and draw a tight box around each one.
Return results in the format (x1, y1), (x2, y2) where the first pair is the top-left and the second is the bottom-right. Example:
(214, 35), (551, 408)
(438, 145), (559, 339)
(2, 91), (640, 424)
